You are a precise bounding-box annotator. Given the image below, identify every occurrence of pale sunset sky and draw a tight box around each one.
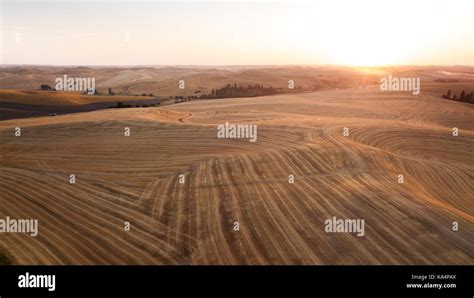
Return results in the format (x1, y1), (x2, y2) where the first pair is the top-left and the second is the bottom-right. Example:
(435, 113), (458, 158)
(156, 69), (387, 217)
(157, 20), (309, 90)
(1, 0), (473, 66)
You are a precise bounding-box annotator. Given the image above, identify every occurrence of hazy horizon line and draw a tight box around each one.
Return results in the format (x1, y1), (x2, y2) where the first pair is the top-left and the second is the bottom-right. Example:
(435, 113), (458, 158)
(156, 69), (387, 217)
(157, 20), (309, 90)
(2, 63), (474, 68)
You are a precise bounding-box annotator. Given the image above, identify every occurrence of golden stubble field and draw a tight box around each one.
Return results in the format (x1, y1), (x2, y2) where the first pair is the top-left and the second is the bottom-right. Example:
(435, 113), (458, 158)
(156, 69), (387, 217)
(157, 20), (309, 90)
(0, 87), (473, 264)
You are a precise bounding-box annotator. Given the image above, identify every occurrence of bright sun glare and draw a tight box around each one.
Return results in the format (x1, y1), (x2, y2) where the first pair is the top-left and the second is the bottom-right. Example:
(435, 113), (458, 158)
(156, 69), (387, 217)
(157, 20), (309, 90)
(288, 0), (470, 66)
(298, 0), (429, 66)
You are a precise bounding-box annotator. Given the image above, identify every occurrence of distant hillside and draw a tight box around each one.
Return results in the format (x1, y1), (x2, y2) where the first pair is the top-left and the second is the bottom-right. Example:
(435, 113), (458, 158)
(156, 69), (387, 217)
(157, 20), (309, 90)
(0, 65), (381, 97)
(1, 65), (473, 99)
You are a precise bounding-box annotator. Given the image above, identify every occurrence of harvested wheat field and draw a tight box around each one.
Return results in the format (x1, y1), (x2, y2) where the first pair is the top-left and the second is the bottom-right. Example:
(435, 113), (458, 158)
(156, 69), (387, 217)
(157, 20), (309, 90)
(0, 90), (155, 106)
(0, 87), (473, 265)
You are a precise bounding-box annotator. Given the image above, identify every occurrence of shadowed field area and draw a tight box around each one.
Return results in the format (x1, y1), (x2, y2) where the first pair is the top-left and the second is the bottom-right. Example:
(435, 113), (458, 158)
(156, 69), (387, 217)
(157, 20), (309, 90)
(0, 88), (473, 264)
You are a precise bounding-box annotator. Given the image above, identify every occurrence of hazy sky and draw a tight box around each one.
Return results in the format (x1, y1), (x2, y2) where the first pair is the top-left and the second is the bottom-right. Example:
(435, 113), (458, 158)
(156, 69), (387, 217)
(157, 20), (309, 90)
(1, 0), (473, 66)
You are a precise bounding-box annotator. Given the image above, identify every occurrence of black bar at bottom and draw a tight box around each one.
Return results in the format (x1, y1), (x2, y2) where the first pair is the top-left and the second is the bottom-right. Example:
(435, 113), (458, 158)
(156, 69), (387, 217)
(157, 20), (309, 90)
(0, 265), (472, 297)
